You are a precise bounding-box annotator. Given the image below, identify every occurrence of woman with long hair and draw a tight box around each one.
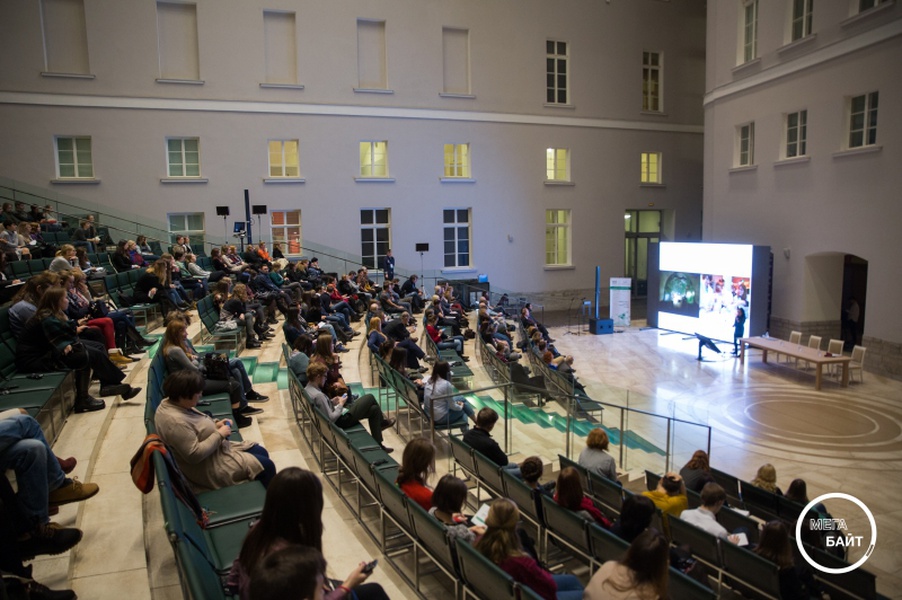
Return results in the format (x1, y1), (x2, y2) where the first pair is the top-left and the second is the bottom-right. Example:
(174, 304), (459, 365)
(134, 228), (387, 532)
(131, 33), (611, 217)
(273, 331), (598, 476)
(423, 361), (475, 430)
(784, 478), (827, 515)
(610, 495), (656, 544)
(134, 259), (186, 314)
(750, 463), (782, 495)
(220, 283), (267, 348)
(366, 316), (388, 355)
(228, 467), (387, 600)
(555, 467), (611, 527)
(59, 270), (132, 365)
(475, 498), (583, 600)
(112, 240), (134, 272)
(8, 271), (59, 336)
(753, 520), (820, 600)
(16, 287), (141, 413)
(48, 244), (77, 273)
(425, 312), (468, 360)
(429, 474), (484, 543)
(584, 528), (669, 599)
(396, 437), (435, 510)
(310, 333), (347, 397)
(679, 449), (714, 493)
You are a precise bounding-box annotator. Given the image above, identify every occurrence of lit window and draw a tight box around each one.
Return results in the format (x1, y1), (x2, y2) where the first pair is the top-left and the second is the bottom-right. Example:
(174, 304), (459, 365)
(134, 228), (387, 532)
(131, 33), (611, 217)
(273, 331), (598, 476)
(546, 40), (569, 104)
(742, 0), (759, 63)
(546, 148), (570, 182)
(268, 140), (299, 178)
(360, 208), (391, 269)
(641, 152), (662, 183)
(166, 137), (200, 177)
(545, 209), (571, 266)
(642, 51), (662, 112)
(736, 123), (755, 166)
(443, 209), (471, 268)
(791, 0), (813, 41)
(848, 92), (878, 149)
(271, 210), (302, 255)
(443, 144), (471, 178)
(359, 141), (388, 178)
(55, 136), (94, 179)
(785, 110), (808, 158)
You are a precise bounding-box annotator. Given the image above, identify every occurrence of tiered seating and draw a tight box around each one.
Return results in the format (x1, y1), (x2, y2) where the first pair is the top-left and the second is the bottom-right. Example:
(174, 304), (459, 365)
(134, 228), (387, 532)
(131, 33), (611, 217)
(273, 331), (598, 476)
(102, 269), (160, 327)
(196, 295), (244, 351)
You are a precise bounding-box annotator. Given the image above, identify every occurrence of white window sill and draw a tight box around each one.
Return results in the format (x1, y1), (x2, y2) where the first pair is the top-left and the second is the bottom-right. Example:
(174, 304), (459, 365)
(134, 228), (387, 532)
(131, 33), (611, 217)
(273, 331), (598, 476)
(640, 110), (668, 117)
(543, 103), (575, 109)
(439, 92), (475, 99)
(544, 180), (574, 186)
(440, 267), (477, 275)
(160, 177), (208, 183)
(544, 264), (575, 271)
(50, 178), (100, 185)
(353, 87), (394, 94)
(41, 72), (95, 80)
(774, 156), (810, 167)
(156, 78), (205, 85)
(264, 177), (305, 184)
(354, 177), (396, 183)
(841, 1), (895, 28)
(259, 83), (305, 90)
(729, 165), (758, 173)
(440, 177), (475, 183)
(777, 33), (818, 55)
(833, 145), (882, 159)
(731, 57), (761, 76)
(640, 182), (665, 188)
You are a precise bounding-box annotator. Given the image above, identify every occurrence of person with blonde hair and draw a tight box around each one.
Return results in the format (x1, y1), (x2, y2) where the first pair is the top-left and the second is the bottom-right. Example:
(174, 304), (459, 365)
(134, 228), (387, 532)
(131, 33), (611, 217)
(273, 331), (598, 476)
(751, 463), (783, 495)
(579, 428), (618, 482)
(475, 498), (583, 600)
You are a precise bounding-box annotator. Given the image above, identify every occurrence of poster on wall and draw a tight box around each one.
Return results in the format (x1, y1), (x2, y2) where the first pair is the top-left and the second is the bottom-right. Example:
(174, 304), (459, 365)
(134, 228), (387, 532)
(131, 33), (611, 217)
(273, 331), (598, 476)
(610, 277), (631, 327)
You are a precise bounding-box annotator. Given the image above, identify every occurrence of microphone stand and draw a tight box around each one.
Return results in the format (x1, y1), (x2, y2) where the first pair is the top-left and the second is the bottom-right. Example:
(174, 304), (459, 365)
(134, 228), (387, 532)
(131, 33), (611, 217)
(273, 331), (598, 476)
(564, 296), (576, 335)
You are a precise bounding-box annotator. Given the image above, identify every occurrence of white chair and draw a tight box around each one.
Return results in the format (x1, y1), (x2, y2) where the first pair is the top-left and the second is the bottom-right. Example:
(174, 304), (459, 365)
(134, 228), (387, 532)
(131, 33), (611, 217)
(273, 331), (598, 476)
(827, 339), (844, 377)
(849, 345), (866, 383)
(781, 331), (802, 365)
(802, 335), (822, 370)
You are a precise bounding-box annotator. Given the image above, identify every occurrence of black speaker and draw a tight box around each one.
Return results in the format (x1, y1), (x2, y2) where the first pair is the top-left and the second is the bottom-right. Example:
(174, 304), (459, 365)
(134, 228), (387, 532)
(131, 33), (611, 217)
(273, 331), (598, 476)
(588, 318), (614, 335)
(415, 243), (429, 252)
(252, 205), (268, 215)
(215, 206), (230, 216)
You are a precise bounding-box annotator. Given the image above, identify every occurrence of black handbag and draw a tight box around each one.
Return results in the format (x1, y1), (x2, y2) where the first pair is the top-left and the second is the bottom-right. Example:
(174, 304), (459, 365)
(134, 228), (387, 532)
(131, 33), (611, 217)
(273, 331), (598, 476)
(91, 299), (111, 319)
(203, 352), (230, 381)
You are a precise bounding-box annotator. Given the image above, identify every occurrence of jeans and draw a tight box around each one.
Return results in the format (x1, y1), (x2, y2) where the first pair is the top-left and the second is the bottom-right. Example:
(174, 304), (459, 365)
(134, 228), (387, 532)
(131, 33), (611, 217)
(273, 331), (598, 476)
(502, 463), (523, 479)
(433, 400), (475, 431)
(0, 415), (65, 530)
(438, 337), (464, 354)
(552, 574), (584, 600)
(246, 444), (275, 487)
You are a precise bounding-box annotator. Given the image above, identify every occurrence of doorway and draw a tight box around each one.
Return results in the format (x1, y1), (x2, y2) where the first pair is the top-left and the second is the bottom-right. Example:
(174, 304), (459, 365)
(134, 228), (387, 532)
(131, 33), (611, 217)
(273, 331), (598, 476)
(841, 254), (868, 350)
(624, 209), (661, 297)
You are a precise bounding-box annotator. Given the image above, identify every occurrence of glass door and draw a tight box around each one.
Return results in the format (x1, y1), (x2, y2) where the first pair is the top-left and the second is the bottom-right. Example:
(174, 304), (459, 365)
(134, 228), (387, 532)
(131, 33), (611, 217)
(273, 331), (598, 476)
(624, 210), (661, 297)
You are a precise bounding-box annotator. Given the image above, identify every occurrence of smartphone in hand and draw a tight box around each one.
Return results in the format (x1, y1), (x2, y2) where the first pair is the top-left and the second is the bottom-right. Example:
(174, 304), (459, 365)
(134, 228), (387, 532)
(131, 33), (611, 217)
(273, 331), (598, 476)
(362, 559), (378, 574)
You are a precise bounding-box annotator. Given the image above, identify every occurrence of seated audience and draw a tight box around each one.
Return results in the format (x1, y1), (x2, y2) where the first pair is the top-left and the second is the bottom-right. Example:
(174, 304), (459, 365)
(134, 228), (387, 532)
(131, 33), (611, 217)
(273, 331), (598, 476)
(248, 545), (324, 600)
(396, 437), (435, 510)
(578, 428), (618, 482)
(462, 408), (521, 477)
(610, 495), (656, 544)
(584, 528), (669, 600)
(555, 467), (611, 527)
(288, 335), (314, 385)
(678, 483), (745, 544)
(679, 449), (715, 493)
(423, 361), (475, 430)
(784, 478), (826, 515)
(754, 520), (825, 600)
(642, 473), (687, 534)
(750, 463), (783, 495)
(429, 474), (485, 543)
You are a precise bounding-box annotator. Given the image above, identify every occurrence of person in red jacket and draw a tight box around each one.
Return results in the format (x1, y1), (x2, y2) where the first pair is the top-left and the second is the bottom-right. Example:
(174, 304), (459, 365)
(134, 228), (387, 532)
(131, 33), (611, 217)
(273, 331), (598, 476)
(396, 437), (435, 510)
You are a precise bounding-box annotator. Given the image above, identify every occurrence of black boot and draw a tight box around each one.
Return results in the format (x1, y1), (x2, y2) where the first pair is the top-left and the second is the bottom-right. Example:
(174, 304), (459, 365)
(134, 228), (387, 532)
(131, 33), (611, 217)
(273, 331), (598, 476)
(74, 370), (105, 413)
(126, 324), (155, 347)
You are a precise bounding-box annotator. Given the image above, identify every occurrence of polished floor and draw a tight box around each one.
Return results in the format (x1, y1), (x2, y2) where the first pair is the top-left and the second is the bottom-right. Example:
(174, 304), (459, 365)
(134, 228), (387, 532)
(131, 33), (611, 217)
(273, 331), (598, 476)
(27, 314), (902, 599)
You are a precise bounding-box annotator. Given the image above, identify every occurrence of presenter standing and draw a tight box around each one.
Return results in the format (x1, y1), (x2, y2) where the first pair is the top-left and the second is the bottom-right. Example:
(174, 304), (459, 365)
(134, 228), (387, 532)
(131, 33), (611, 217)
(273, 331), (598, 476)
(732, 306), (746, 355)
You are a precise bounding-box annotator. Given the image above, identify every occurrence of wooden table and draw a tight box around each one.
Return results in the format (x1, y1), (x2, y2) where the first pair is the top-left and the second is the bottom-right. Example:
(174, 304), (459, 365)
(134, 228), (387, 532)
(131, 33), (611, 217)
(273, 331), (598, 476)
(739, 336), (851, 390)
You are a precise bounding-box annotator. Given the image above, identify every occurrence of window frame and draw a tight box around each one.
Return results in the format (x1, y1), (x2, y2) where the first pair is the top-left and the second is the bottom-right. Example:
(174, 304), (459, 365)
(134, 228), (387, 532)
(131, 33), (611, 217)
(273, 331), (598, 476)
(442, 208), (472, 269)
(167, 212), (205, 247)
(642, 51), (663, 112)
(545, 148), (571, 183)
(443, 143), (471, 179)
(741, 0), (759, 64)
(847, 91), (879, 149)
(545, 40), (570, 106)
(640, 152), (663, 184)
(166, 137), (201, 178)
(790, 0), (814, 41)
(736, 122), (756, 167)
(54, 135), (94, 179)
(359, 140), (389, 179)
(270, 209), (302, 256)
(858, 0), (891, 13)
(267, 140), (300, 179)
(360, 208), (391, 270)
(544, 209), (572, 267)
(784, 110), (808, 158)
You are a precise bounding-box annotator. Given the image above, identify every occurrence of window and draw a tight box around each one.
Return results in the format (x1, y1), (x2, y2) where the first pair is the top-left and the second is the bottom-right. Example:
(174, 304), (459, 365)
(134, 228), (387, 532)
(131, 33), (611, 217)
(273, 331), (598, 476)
(785, 110), (808, 158)
(166, 138), (201, 177)
(545, 209), (571, 266)
(268, 140), (299, 178)
(167, 212), (205, 247)
(442, 27), (471, 95)
(848, 92), (878, 148)
(271, 210), (302, 255)
(545, 148), (570, 182)
(859, 0), (890, 12)
(357, 19), (387, 90)
(736, 123), (755, 166)
(156, 2), (200, 81)
(443, 209), (471, 268)
(546, 40), (569, 105)
(640, 152), (662, 183)
(642, 51), (662, 112)
(359, 141), (388, 178)
(791, 0), (814, 41)
(360, 209), (391, 270)
(443, 144), (470, 178)
(55, 136), (94, 179)
(742, 0), (759, 63)
(41, 0), (90, 74)
(262, 11), (298, 85)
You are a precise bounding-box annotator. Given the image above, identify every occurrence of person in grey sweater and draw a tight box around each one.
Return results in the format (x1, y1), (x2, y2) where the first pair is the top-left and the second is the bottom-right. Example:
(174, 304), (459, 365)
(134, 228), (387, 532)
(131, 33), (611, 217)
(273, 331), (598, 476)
(578, 428), (618, 482)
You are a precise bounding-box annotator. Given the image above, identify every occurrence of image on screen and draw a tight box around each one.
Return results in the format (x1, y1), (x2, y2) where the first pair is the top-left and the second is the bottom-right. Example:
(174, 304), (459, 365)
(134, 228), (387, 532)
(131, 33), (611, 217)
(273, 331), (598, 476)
(658, 271), (701, 317)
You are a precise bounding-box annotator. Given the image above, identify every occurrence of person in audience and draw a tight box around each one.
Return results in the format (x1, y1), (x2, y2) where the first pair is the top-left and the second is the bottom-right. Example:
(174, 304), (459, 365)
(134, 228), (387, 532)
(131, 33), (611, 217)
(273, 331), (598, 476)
(161, 318), (261, 428)
(310, 333), (349, 397)
(382, 312), (428, 371)
(304, 362), (394, 453)
(220, 283), (266, 348)
(62, 270), (137, 363)
(70, 219), (99, 253)
(426, 312), (468, 360)
(463, 408), (521, 477)
(269, 259), (303, 301)
(125, 239), (147, 267)
(555, 467), (611, 527)
(475, 498), (584, 600)
(171, 248), (207, 300)
(388, 346), (424, 385)
(678, 483), (746, 544)
(519, 456), (555, 517)
(679, 449), (715, 493)
(135, 235), (160, 262)
(784, 478), (826, 514)
(423, 361), (475, 430)
(396, 437), (435, 510)
(584, 528), (669, 600)
(0, 412), (98, 560)
(750, 463), (783, 495)
(112, 240), (135, 271)
(610, 495), (656, 544)
(399, 273), (424, 313)
(134, 259), (188, 315)
(8, 272), (59, 337)
(520, 304), (552, 342)
(16, 287), (142, 412)
(642, 472), (688, 525)
(247, 545), (325, 600)
(288, 335), (313, 385)
(48, 244), (77, 273)
(429, 474), (485, 543)
(228, 467), (388, 600)
(367, 317), (389, 355)
(578, 428), (618, 482)
(156, 370), (274, 492)
(753, 520), (822, 600)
